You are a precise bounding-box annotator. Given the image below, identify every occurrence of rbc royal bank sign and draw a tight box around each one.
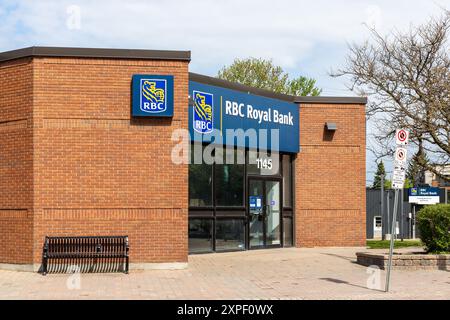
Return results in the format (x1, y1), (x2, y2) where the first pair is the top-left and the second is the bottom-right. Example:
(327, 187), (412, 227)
(132, 75), (174, 117)
(409, 187), (440, 205)
(189, 81), (300, 153)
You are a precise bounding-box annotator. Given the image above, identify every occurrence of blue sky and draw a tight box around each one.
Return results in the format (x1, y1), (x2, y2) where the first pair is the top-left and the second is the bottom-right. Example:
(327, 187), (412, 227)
(1, 0), (448, 183)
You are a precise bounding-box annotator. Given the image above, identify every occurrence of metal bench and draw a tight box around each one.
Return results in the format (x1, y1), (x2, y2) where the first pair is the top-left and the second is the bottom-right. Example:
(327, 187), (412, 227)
(41, 236), (129, 275)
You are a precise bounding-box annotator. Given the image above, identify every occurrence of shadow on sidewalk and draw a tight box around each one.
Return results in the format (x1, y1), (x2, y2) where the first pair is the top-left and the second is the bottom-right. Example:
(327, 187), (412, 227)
(319, 277), (385, 293)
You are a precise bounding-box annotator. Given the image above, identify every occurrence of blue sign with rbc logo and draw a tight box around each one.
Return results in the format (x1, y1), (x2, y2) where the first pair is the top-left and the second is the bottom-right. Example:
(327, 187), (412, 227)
(132, 75), (174, 117)
(409, 187), (440, 197)
(193, 90), (214, 134)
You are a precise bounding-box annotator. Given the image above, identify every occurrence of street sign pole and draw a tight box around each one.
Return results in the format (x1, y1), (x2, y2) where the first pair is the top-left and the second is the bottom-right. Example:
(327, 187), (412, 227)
(386, 128), (410, 293)
(385, 188), (399, 292)
(381, 174), (385, 240)
(400, 188), (404, 241)
(386, 192), (390, 237)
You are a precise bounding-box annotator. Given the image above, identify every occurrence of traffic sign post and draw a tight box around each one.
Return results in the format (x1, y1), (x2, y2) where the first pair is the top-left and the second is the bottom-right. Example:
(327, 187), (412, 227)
(385, 188), (400, 292)
(395, 129), (409, 145)
(385, 129), (409, 292)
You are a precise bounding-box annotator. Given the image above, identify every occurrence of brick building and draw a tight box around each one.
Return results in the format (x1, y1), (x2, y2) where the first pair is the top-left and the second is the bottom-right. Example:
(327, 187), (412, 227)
(0, 47), (366, 271)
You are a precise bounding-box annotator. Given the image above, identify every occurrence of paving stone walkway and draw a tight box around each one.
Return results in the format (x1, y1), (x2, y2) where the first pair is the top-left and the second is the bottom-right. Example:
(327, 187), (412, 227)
(0, 247), (448, 299)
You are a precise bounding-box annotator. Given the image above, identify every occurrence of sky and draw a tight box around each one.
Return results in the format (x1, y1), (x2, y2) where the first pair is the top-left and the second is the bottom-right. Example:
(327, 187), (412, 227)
(0, 0), (448, 184)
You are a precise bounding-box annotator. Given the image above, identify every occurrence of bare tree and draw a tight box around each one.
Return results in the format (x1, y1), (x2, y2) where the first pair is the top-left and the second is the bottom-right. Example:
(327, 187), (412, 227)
(333, 10), (450, 182)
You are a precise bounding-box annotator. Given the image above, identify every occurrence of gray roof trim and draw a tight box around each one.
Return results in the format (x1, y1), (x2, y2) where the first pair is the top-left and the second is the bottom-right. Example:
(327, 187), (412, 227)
(189, 72), (296, 102)
(0, 46), (191, 63)
(189, 72), (367, 105)
(294, 96), (367, 105)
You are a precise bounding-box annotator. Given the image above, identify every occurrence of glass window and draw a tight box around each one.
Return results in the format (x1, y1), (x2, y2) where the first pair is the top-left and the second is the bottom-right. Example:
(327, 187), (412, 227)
(283, 217), (293, 247)
(282, 154), (292, 207)
(189, 145), (212, 207)
(188, 219), (213, 253)
(215, 148), (244, 206)
(247, 150), (280, 176)
(375, 216), (382, 228)
(215, 219), (245, 251)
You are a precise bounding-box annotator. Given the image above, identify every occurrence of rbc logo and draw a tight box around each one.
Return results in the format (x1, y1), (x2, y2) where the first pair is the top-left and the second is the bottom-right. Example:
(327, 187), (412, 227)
(193, 91), (214, 134)
(411, 188), (418, 195)
(140, 79), (167, 113)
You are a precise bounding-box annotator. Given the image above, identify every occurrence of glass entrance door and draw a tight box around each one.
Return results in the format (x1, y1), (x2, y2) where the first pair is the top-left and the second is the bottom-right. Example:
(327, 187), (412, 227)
(248, 178), (282, 249)
(265, 180), (281, 246)
(249, 179), (264, 248)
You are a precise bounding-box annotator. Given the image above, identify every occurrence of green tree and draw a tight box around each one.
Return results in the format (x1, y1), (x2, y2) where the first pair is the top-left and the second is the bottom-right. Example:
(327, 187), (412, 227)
(372, 161), (391, 189)
(218, 57), (321, 96)
(403, 178), (414, 189)
(407, 143), (428, 187)
(288, 76), (322, 96)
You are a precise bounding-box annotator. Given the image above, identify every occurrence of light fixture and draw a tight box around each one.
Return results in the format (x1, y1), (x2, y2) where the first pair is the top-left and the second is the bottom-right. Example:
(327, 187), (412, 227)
(325, 122), (337, 131)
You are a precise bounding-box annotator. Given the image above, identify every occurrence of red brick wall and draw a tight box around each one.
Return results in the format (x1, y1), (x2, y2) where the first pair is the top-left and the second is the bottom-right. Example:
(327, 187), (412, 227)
(31, 57), (189, 264)
(0, 54), (365, 267)
(295, 103), (366, 247)
(0, 58), (34, 264)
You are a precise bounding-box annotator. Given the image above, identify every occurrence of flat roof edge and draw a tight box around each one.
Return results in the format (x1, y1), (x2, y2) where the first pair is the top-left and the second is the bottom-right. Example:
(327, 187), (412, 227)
(189, 72), (296, 102)
(295, 96), (367, 105)
(190, 72), (367, 105)
(0, 46), (191, 63)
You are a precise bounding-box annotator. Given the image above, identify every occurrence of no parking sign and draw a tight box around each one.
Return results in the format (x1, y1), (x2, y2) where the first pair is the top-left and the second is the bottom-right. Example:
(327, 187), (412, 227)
(395, 129), (409, 145)
(394, 147), (407, 165)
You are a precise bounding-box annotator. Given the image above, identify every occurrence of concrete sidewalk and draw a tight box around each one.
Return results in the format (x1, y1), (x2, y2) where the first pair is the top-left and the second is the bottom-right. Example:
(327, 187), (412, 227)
(0, 247), (448, 299)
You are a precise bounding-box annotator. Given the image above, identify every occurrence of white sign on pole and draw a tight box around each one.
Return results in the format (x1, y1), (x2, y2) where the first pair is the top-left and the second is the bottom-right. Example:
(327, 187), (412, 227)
(392, 169), (406, 188)
(392, 171), (406, 189)
(409, 196), (440, 205)
(395, 129), (409, 145)
(393, 160), (406, 172)
(392, 146), (408, 190)
(391, 130), (409, 190)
